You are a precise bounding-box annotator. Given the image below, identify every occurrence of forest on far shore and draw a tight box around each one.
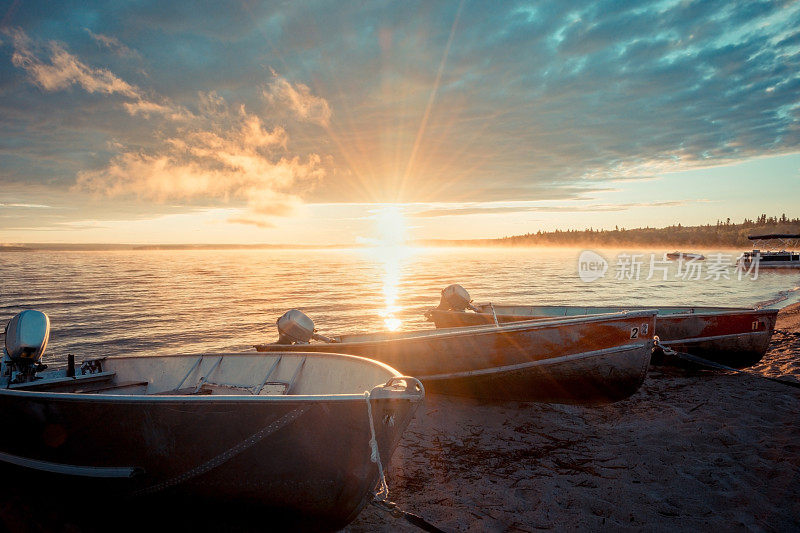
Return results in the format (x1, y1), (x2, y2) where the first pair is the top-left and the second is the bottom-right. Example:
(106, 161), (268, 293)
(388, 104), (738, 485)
(419, 214), (800, 248)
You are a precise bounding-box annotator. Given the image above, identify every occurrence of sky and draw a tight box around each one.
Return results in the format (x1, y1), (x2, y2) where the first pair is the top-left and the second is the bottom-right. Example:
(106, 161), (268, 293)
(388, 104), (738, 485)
(0, 0), (799, 244)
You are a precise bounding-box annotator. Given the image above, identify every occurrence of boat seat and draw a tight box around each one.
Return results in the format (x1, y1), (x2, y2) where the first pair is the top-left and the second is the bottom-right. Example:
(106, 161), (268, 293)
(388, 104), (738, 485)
(256, 382), (290, 395)
(152, 385), (213, 396)
(252, 356), (305, 395)
(77, 381), (149, 394)
(9, 371), (116, 391)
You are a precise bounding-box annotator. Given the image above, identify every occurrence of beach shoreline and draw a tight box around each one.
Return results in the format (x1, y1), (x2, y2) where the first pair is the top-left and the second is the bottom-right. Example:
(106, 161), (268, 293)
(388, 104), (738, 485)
(348, 303), (800, 532)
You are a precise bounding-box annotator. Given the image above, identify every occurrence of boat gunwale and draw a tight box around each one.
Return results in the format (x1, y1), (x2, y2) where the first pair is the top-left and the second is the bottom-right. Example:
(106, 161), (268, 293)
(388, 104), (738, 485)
(0, 351), (424, 403)
(467, 305), (779, 319)
(0, 387), (423, 404)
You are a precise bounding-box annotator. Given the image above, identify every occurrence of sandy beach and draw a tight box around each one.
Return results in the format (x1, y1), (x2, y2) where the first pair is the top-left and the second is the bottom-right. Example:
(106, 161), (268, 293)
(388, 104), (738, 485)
(0, 304), (796, 533)
(348, 303), (800, 532)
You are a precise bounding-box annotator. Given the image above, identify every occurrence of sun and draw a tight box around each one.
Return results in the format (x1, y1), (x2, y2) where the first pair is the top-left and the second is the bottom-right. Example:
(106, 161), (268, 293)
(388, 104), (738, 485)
(374, 204), (407, 248)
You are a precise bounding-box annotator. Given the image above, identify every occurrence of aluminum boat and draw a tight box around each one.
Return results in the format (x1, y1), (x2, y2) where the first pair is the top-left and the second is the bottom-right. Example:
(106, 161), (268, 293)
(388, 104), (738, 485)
(0, 310), (423, 529)
(425, 286), (778, 368)
(255, 307), (656, 404)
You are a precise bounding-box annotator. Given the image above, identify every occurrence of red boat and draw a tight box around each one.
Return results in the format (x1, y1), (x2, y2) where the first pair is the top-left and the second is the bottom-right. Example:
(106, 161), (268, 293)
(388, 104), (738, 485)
(425, 287), (777, 368)
(255, 308), (656, 404)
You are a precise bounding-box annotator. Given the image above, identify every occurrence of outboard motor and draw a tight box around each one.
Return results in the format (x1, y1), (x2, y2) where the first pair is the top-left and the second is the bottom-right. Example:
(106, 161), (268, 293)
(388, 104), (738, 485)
(275, 309), (334, 345)
(3, 310), (50, 383)
(437, 284), (477, 312)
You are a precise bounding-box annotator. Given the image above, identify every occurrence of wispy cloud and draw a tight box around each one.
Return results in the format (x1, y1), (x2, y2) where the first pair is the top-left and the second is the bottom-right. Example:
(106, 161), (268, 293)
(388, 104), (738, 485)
(122, 98), (193, 121)
(84, 29), (139, 59)
(412, 201), (688, 218)
(264, 70), (332, 127)
(8, 28), (192, 122)
(0, 202), (51, 208)
(8, 28), (138, 97)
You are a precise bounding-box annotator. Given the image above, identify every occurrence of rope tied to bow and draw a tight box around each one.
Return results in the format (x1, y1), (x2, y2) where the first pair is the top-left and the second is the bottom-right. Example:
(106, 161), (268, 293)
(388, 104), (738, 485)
(364, 387), (445, 533)
(364, 390), (390, 502)
(653, 337), (800, 390)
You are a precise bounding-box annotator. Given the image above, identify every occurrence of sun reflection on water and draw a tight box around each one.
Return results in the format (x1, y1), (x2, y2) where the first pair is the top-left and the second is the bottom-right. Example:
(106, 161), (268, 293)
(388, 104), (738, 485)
(365, 205), (413, 331)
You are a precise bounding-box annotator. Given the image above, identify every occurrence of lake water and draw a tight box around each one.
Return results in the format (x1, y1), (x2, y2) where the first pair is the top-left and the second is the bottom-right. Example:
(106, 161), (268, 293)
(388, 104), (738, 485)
(2, 247), (799, 364)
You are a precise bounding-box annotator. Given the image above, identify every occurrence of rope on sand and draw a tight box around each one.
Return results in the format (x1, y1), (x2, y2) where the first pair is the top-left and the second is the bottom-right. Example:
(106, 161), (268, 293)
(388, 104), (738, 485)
(653, 341), (800, 390)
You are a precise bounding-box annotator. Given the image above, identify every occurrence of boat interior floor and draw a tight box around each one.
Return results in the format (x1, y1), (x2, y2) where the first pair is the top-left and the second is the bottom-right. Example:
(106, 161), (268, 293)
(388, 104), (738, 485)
(6, 372), (295, 396)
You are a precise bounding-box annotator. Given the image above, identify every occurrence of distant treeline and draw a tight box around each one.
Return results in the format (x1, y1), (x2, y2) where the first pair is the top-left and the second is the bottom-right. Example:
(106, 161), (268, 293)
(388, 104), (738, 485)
(4, 214), (799, 251)
(420, 214), (800, 248)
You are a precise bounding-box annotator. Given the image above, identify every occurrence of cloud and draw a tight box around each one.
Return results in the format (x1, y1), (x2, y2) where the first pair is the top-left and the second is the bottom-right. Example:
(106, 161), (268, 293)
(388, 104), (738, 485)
(8, 28), (139, 97)
(264, 71), (332, 127)
(2, 0), (800, 213)
(84, 29), (139, 59)
(412, 201), (688, 218)
(5, 29), (330, 226)
(76, 92), (325, 224)
(122, 98), (193, 121)
(8, 28), (192, 123)
(227, 217), (274, 229)
(0, 202), (51, 208)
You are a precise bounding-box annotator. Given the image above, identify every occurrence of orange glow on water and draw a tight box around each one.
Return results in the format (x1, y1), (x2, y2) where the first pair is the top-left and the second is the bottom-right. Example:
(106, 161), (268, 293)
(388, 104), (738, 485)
(366, 205), (412, 331)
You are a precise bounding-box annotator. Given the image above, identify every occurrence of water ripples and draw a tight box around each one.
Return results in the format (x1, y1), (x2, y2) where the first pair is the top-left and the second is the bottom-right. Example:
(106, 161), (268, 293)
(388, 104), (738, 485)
(1, 248), (798, 365)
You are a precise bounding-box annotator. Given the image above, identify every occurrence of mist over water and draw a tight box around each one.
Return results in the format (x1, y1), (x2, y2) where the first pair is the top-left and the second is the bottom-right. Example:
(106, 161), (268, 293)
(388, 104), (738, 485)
(1, 247), (798, 365)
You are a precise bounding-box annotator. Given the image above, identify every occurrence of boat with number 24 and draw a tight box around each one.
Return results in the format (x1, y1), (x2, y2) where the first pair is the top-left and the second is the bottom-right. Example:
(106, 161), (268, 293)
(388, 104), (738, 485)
(255, 307), (657, 404)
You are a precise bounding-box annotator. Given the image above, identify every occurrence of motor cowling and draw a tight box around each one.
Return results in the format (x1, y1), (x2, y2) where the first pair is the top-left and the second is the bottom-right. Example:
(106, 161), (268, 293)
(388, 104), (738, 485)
(276, 309), (315, 344)
(4, 310), (50, 365)
(274, 309), (336, 344)
(437, 284), (473, 311)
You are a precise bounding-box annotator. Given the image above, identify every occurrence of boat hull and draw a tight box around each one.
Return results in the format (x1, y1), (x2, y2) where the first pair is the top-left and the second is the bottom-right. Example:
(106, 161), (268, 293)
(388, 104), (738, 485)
(421, 343), (649, 403)
(0, 390), (417, 529)
(256, 312), (656, 404)
(427, 306), (778, 368)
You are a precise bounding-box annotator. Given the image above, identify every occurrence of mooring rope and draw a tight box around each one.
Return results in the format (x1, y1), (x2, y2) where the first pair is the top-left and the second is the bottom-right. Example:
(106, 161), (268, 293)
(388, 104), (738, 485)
(364, 390), (446, 533)
(655, 342), (800, 390)
(364, 390), (390, 502)
(489, 303), (500, 327)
